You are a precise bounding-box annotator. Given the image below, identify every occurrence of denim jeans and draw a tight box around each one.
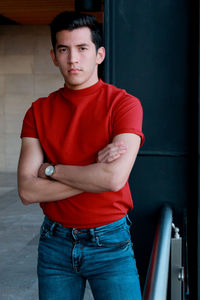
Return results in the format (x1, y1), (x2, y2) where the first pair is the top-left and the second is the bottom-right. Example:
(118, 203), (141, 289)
(37, 216), (142, 300)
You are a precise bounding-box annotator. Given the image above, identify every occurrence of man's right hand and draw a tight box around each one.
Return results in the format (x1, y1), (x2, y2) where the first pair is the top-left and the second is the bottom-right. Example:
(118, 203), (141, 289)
(97, 141), (127, 163)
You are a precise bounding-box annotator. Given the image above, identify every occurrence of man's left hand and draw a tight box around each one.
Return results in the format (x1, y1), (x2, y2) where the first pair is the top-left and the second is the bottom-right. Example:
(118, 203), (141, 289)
(97, 141), (127, 163)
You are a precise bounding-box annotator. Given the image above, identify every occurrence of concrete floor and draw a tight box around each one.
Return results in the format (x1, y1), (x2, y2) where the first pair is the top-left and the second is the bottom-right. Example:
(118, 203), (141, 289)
(0, 173), (94, 300)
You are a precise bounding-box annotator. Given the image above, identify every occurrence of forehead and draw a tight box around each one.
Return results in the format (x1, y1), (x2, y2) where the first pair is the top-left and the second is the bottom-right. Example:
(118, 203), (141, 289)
(55, 27), (93, 46)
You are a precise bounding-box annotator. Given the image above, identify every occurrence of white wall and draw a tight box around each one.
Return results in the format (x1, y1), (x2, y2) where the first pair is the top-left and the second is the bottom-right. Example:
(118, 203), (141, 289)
(0, 25), (64, 172)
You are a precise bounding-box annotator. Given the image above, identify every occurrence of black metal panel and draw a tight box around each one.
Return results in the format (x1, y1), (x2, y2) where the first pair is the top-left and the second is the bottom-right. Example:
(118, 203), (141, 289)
(105, 0), (191, 153)
(104, 0), (198, 297)
(129, 156), (189, 288)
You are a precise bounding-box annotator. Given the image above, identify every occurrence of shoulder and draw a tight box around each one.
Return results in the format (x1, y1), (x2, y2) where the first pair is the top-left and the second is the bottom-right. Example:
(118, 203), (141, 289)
(100, 80), (126, 96)
(100, 81), (142, 108)
(32, 88), (63, 107)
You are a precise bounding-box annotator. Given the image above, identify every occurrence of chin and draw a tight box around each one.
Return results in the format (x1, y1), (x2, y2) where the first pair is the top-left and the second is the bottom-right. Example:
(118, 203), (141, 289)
(66, 82), (84, 90)
(65, 78), (86, 88)
(65, 77), (82, 85)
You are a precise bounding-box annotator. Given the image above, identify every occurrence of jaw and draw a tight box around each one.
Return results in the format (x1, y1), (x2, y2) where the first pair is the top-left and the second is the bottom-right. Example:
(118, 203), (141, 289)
(62, 66), (99, 90)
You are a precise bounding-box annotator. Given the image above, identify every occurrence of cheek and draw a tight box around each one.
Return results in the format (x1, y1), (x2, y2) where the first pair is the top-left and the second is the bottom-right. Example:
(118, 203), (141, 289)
(86, 55), (98, 69)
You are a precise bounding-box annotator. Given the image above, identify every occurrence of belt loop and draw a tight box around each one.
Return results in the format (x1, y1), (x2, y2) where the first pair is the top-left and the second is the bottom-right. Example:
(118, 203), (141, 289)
(50, 222), (56, 236)
(89, 228), (102, 246)
(89, 228), (96, 242)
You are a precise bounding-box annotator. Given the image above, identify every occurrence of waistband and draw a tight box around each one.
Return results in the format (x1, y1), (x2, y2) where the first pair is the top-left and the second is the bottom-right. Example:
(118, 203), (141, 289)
(42, 215), (132, 238)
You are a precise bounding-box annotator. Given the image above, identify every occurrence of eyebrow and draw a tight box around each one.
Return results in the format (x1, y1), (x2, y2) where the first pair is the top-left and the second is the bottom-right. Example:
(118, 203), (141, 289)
(56, 43), (90, 49)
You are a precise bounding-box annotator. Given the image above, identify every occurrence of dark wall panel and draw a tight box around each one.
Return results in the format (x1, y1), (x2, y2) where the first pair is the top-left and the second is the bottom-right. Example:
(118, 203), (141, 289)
(105, 0), (191, 153)
(129, 156), (189, 288)
(106, 0), (193, 152)
(104, 0), (196, 296)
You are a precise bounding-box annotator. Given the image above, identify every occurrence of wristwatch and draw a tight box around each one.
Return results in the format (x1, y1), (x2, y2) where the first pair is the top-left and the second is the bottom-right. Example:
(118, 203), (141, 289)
(45, 165), (55, 177)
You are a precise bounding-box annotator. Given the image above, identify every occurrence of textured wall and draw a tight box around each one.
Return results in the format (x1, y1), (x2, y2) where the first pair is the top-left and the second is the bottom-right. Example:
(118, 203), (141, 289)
(0, 25), (64, 172)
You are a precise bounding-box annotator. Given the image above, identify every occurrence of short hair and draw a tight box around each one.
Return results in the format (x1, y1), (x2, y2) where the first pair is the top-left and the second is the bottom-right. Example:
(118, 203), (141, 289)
(50, 11), (103, 52)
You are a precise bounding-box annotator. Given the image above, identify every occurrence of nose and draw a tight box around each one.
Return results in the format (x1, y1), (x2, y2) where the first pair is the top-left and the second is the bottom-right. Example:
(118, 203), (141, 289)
(68, 48), (79, 64)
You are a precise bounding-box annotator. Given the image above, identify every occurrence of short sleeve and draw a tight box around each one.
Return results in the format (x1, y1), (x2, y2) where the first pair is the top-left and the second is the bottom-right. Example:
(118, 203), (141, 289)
(111, 95), (145, 147)
(20, 106), (38, 139)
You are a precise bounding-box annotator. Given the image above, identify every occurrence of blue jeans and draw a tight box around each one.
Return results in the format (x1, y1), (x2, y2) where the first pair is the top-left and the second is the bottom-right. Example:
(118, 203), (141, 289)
(37, 216), (142, 300)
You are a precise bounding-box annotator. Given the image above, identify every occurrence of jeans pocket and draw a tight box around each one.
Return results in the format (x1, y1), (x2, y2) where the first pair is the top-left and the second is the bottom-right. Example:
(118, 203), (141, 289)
(95, 226), (131, 249)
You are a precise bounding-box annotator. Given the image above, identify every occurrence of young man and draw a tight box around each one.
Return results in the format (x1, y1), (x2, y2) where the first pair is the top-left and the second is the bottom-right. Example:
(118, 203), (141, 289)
(18, 12), (144, 300)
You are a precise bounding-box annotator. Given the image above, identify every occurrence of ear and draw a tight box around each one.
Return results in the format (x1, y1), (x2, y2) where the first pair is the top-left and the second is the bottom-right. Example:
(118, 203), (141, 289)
(50, 49), (59, 67)
(96, 47), (105, 65)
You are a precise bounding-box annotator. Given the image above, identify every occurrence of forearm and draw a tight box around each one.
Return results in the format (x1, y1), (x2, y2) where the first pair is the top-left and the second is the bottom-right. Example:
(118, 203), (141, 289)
(18, 175), (82, 205)
(52, 162), (121, 193)
(50, 134), (141, 193)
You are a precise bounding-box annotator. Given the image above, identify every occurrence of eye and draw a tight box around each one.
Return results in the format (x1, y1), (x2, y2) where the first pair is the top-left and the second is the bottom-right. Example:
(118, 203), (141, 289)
(79, 47), (87, 51)
(58, 47), (67, 53)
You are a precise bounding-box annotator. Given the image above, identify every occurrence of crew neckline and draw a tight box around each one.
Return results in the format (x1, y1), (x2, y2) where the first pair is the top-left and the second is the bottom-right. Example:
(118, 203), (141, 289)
(62, 79), (103, 98)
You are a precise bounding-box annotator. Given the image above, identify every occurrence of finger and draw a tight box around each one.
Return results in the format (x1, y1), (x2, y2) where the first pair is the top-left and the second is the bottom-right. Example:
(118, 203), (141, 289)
(98, 141), (124, 154)
(98, 143), (114, 156)
(97, 145), (127, 163)
(98, 143), (127, 158)
(97, 148), (119, 162)
(97, 141), (127, 162)
(107, 153), (121, 162)
(98, 148), (127, 163)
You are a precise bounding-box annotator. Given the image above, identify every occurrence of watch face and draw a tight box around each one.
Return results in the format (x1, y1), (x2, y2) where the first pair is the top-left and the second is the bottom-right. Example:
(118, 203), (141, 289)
(45, 165), (54, 176)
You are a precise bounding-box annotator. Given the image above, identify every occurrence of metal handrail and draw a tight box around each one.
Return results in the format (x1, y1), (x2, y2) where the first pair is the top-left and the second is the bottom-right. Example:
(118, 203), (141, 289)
(143, 205), (173, 300)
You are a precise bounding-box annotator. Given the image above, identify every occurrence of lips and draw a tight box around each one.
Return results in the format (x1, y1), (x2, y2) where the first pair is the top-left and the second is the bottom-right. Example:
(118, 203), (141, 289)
(68, 68), (81, 74)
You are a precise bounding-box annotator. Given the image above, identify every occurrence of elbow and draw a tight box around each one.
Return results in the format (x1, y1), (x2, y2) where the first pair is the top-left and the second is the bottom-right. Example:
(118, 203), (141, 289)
(108, 175), (126, 192)
(103, 165), (127, 192)
(18, 187), (33, 205)
(22, 200), (31, 206)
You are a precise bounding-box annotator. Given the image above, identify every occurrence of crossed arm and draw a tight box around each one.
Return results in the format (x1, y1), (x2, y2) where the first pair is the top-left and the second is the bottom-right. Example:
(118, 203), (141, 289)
(18, 133), (140, 205)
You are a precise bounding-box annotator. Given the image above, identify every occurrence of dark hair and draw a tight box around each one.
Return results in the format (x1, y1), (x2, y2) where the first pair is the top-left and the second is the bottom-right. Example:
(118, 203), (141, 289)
(50, 11), (103, 52)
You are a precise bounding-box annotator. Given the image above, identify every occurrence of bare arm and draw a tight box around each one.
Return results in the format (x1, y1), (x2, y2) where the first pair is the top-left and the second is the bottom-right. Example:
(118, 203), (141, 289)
(17, 137), (82, 205)
(47, 133), (141, 193)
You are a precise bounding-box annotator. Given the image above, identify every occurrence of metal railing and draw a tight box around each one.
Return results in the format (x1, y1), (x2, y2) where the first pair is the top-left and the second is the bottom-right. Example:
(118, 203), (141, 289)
(171, 223), (184, 300)
(143, 205), (173, 300)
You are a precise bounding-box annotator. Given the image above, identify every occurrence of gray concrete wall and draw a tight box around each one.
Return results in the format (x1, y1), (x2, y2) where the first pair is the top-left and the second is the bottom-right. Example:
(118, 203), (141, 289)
(0, 25), (64, 172)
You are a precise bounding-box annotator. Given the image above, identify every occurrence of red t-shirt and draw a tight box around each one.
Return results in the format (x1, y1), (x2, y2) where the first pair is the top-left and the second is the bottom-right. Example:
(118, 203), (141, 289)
(21, 80), (144, 228)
